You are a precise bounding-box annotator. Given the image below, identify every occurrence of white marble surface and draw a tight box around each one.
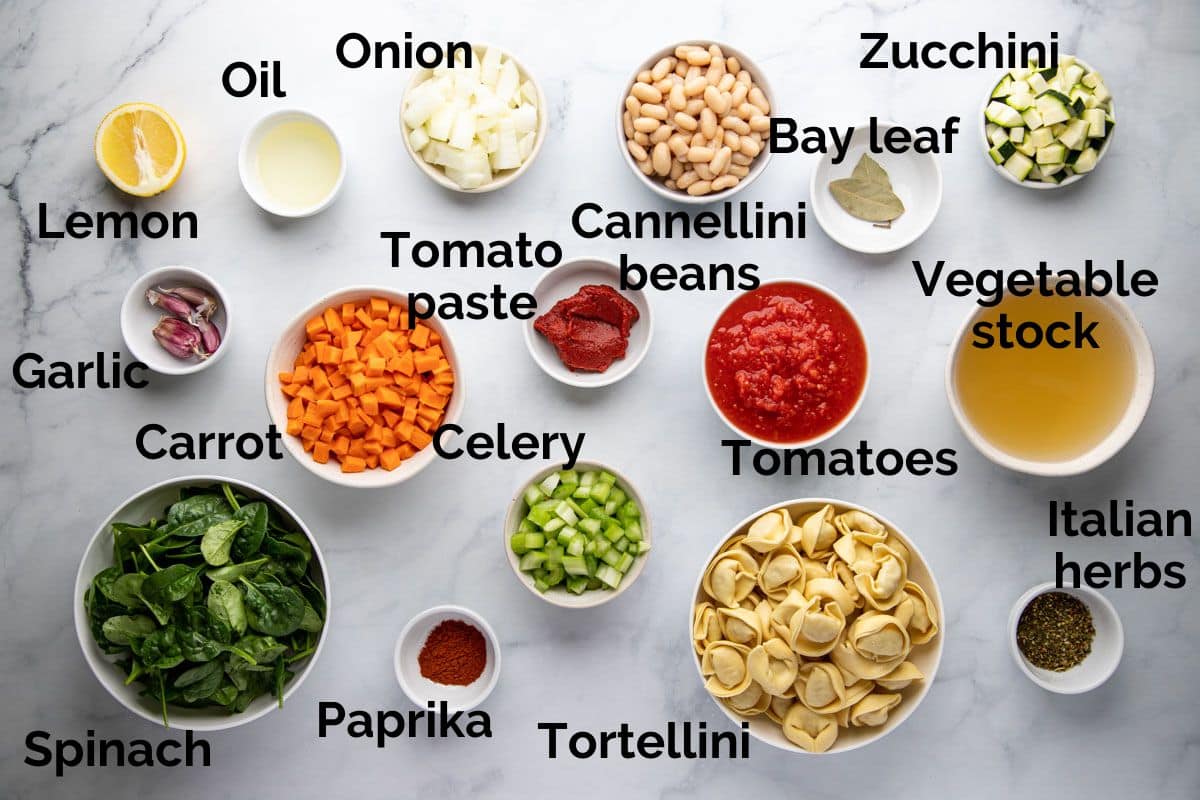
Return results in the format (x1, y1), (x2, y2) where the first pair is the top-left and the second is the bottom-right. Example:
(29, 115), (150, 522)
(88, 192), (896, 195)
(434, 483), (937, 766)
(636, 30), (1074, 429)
(2, 0), (1198, 797)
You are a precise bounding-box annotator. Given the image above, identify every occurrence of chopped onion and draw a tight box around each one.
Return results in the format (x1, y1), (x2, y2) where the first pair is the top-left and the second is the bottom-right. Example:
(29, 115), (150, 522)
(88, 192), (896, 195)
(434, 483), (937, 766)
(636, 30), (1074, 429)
(402, 46), (539, 189)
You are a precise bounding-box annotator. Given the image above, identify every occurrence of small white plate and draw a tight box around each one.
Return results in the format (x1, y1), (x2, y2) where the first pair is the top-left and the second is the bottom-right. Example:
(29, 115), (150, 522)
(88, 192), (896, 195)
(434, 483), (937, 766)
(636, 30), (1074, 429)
(1008, 583), (1123, 694)
(239, 108), (345, 217)
(120, 265), (231, 376)
(523, 258), (652, 388)
(395, 605), (500, 713)
(809, 121), (942, 254)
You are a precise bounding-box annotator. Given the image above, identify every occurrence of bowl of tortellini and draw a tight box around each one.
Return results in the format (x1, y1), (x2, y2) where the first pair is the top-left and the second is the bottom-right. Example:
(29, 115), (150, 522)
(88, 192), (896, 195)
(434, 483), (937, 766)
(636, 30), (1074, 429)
(691, 499), (944, 754)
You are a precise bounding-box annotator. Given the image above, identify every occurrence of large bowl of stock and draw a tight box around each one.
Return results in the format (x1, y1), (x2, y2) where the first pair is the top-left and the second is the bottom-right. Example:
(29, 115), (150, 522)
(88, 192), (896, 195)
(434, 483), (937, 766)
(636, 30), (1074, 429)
(689, 498), (944, 754)
(74, 476), (331, 731)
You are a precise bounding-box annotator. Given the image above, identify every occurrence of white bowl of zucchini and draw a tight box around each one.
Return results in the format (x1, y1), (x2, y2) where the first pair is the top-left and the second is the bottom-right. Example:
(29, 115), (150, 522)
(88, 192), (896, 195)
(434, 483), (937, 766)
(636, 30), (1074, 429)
(504, 462), (651, 608)
(982, 55), (1115, 188)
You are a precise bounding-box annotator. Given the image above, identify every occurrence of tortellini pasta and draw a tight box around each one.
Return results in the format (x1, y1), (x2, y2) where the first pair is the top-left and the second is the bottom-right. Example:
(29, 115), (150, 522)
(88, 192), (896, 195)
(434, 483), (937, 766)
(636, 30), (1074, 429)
(693, 503), (940, 753)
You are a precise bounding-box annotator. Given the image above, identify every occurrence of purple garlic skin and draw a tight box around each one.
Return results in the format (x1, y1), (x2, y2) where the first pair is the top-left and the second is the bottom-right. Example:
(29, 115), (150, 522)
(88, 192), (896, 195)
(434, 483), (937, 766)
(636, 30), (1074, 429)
(193, 315), (222, 356)
(160, 285), (218, 320)
(146, 288), (196, 320)
(153, 316), (207, 360)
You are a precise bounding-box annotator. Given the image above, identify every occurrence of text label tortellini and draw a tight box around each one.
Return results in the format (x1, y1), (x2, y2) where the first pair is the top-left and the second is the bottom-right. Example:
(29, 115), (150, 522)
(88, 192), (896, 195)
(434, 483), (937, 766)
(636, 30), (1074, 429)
(693, 503), (941, 754)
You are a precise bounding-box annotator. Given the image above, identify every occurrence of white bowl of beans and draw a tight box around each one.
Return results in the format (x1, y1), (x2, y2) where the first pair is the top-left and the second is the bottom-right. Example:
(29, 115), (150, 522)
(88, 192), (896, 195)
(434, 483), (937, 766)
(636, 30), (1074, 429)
(618, 41), (774, 204)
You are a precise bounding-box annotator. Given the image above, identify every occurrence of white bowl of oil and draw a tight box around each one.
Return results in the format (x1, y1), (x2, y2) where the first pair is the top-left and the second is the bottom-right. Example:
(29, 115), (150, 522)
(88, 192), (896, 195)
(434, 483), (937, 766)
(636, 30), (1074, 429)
(239, 109), (345, 218)
(946, 288), (1154, 476)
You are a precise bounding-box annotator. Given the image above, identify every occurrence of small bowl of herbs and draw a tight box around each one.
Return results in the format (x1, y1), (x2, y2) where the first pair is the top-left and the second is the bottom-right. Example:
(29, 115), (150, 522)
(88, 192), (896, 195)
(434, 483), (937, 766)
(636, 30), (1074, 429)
(74, 476), (331, 730)
(1007, 582), (1123, 694)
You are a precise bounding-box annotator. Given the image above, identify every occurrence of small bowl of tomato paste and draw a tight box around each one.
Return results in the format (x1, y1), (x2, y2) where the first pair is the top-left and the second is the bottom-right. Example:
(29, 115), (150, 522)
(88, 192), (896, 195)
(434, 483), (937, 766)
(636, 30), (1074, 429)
(704, 281), (869, 448)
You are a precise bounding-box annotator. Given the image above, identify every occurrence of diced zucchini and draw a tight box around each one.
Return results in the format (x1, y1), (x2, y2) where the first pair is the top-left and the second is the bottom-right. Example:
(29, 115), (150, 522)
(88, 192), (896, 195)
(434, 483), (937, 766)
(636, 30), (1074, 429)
(1081, 71), (1101, 89)
(1073, 147), (1100, 173)
(1003, 152), (1035, 181)
(985, 101), (1023, 127)
(1020, 107), (1044, 129)
(1029, 127), (1055, 148)
(1036, 143), (1067, 164)
(987, 124), (1009, 147)
(1084, 108), (1106, 137)
(1059, 118), (1090, 150)
(1038, 66), (1057, 81)
(1015, 137), (1038, 157)
(1064, 64), (1084, 86)
(1005, 93), (1035, 111)
(1035, 93), (1071, 126)
(1092, 82), (1111, 103)
(991, 74), (1013, 98)
(1028, 73), (1049, 94)
(1009, 66), (1033, 81)
(1009, 126), (1025, 143)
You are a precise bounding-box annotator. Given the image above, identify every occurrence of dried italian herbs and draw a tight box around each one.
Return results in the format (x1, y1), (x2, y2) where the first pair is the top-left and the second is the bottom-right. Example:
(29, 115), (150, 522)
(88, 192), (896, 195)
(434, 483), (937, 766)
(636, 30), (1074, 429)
(1016, 591), (1095, 671)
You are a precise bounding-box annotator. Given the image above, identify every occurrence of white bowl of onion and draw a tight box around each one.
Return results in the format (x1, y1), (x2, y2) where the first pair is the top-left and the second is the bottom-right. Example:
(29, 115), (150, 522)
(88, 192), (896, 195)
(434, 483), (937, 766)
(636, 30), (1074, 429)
(400, 43), (547, 193)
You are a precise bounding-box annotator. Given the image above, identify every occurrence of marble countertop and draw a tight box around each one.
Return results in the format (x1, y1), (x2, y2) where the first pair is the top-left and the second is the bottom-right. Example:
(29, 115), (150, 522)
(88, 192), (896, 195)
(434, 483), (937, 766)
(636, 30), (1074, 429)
(2, 0), (1198, 798)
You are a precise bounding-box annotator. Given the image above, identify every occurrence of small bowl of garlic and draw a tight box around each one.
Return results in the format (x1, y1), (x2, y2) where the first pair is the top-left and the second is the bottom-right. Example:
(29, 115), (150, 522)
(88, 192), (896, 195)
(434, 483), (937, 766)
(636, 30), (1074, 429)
(120, 265), (231, 376)
(399, 43), (546, 193)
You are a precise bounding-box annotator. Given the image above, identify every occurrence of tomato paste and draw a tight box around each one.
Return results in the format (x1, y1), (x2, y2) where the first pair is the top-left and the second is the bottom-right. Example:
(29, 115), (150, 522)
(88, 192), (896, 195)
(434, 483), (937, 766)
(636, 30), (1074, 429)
(534, 284), (640, 372)
(705, 283), (868, 443)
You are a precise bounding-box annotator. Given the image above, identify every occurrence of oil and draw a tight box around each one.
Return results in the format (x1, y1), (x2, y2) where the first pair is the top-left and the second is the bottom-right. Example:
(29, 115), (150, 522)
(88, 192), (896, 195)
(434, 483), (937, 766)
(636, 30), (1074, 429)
(256, 120), (341, 211)
(954, 292), (1136, 462)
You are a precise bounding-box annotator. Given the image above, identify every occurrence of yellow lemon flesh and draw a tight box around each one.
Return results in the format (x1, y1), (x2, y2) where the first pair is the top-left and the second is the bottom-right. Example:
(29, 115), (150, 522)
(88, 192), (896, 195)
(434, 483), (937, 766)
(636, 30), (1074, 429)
(94, 103), (186, 197)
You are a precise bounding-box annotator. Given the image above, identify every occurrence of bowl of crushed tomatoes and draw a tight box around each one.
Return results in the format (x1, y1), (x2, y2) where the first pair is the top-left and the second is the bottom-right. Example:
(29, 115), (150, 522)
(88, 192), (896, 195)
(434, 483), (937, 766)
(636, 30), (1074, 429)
(703, 280), (869, 448)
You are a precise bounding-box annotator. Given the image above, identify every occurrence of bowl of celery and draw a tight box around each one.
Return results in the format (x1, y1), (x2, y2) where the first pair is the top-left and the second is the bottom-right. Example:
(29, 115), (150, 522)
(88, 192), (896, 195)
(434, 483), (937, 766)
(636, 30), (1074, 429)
(504, 462), (651, 608)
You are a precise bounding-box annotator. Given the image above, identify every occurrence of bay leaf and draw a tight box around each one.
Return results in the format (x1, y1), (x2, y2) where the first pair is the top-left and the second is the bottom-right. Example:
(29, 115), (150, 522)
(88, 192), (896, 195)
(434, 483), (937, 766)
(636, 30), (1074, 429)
(828, 177), (905, 222)
(850, 153), (892, 189)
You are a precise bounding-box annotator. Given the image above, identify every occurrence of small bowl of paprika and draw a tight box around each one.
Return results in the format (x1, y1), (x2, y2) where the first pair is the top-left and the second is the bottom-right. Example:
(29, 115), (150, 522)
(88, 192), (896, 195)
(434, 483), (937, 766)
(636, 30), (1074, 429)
(394, 605), (500, 713)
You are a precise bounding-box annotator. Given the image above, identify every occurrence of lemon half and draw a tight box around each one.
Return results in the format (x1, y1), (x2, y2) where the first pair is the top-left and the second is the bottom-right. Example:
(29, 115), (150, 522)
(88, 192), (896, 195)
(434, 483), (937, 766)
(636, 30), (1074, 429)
(94, 102), (186, 197)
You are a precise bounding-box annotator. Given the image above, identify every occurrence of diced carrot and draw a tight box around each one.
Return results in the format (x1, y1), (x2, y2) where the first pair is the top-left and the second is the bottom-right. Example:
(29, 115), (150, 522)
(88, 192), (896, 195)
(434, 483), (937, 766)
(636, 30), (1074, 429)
(298, 386), (317, 401)
(409, 324), (431, 349)
(396, 420), (416, 442)
(419, 383), (448, 409)
(286, 397), (305, 419)
(286, 419), (304, 436)
(342, 302), (356, 324)
(380, 449), (401, 470)
(377, 386), (404, 408)
(365, 356), (386, 377)
(402, 399), (419, 423)
(332, 383), (353, 401)
(301, 424), (321, 441)
(333, 436), (351, 456)
(341, 456), (366, 473)
(365, 423), (382, 443)
(349, 373), (367, 395)
(365, 455), (379, 469)
(381, 428), (397, 447)
(348, 439), (366, 458)
(363, 441), (384, 456)
(413, 352), (439, 374)
(278, 371), (294, 384)
(313, 442), (331, 464)
(388, 306), (401, 329)
(361, 393), (379, 417)
(305, 315), (327, 336)
(341, 345), (359, 363)
(382, 410), (401, 427)
(355, 308), (373, 329)
(409, 428), (432, 449)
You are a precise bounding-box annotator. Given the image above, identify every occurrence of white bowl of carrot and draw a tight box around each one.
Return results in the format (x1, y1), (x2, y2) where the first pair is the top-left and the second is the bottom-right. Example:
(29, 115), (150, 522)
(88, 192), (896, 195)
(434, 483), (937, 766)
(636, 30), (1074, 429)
(265, 287), (463, 488)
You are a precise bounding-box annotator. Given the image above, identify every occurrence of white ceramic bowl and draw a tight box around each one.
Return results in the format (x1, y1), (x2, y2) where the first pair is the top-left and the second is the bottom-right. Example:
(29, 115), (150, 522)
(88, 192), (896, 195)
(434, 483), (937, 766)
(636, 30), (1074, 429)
(121, 265), (232, 376)
(809, 121), (942, 254)
(395, 605), (500, 713)
(617, 41), (774, 204)
(400, 44), (547, 193)
(1008, 582), (1123, 694)
(503, 461), (651, 609)
(980, 57), (1115, 190)
(74, 475), (331, 731)
(702, 280), (870, 448)
(264, 286), (464, 488)
(945, 288), (1154, 476)
(238, 108), (346, 217)
(523, 257), (653, 388)
(690, 498), (944, 754)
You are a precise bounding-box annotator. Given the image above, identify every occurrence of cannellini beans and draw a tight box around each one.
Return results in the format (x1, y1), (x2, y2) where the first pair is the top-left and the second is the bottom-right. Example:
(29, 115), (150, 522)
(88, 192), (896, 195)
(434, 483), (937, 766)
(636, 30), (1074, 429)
(625, 43), (770, 196)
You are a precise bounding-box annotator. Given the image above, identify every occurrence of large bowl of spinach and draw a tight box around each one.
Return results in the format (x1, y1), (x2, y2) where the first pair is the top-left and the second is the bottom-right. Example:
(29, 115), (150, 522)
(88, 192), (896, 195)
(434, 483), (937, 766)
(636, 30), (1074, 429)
(73, 476), (330, 730)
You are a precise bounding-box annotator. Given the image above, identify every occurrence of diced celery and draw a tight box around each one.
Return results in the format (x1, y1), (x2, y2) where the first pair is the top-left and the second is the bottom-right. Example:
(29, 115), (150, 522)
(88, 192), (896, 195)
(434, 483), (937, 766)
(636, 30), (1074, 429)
(558, 469), (579, 486)
(566, 537), (585, 557)
(618, 500), (640, 522)
(523, 485), (545, 506)
(615, 552), (634, 573)
(566, 499), (586, 518)
(551, 484), (574, 500)
(608, 487), (626, 507)
(588, 481), (612, 503)
(584, 554), (598, 576)
(510, 533), (530, 555)
(598, 471), (617, 486)
(578, 518), (602, 536)
(562, 555), (590, 576)
(579, 470), (596, 488)
(517, 518), (536, 534)
(584, 540), (596, 556)
(556, 527), (576, 546)
(587, 577), (602, 590)
(603, 522), (625, 543)
(596, 565), (622, 589)
(579, 498), (598, 514)
(623, 521), (643, 542)
(572, 484), (591, 499)
(635, 541), (651, 555)
(527, 500), (557, 528)
(534, 577), (550, 593)
(601, 548), (622, 567)
(543, 517), (565, 534)
(544, 543), (563, 566)
(593, 538), (611, 557)
(520, 533), (544, 550)
(614, 537), (629, 553)
(519, 551), (547, 570)
(539, 472), (560, 494)
(554, 501), (578, 525)
(540, 564), (564, 587)
(604, 500), (619, 516)
(566, 576), (589, 594)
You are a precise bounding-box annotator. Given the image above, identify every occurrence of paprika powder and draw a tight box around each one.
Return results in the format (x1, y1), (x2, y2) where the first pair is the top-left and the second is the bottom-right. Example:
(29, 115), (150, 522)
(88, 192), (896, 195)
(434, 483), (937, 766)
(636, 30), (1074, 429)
(418, 619), (487, 686)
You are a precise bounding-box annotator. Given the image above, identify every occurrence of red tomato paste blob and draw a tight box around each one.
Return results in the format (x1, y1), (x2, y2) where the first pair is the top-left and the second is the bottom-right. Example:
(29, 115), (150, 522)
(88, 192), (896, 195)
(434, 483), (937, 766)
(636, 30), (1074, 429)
(534, 284), (640, 373)
(705, 282), (868, 443)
